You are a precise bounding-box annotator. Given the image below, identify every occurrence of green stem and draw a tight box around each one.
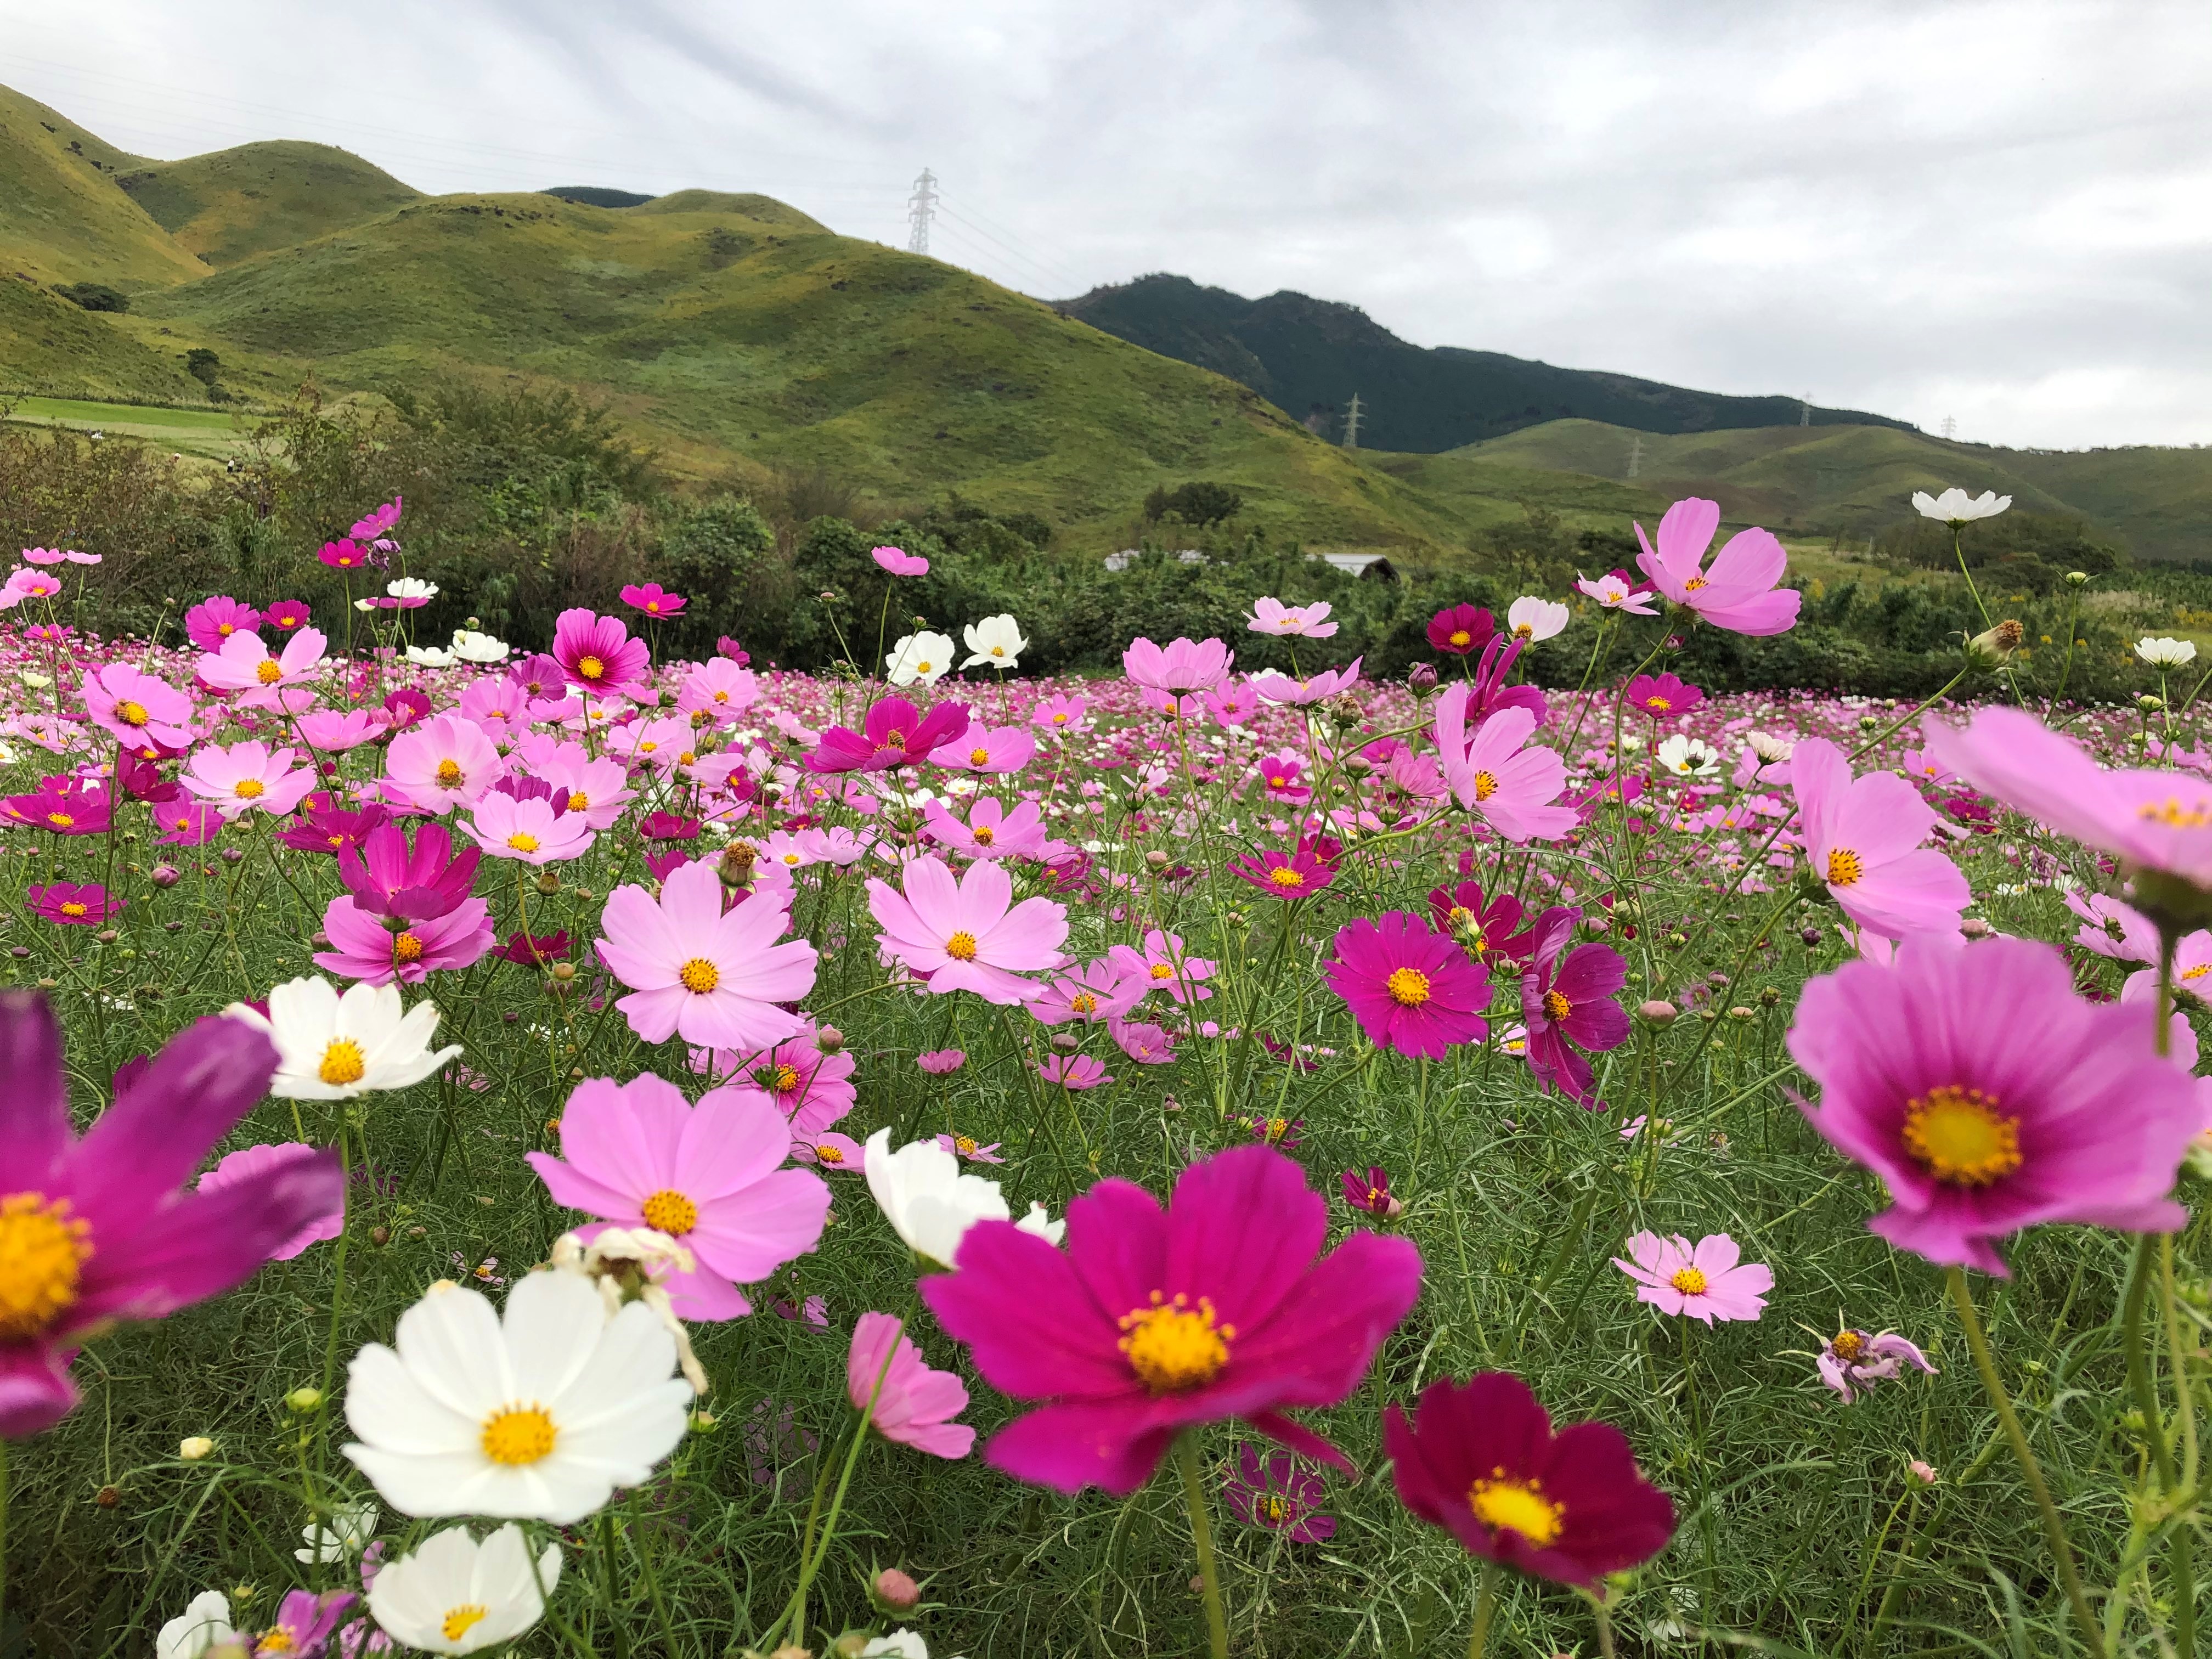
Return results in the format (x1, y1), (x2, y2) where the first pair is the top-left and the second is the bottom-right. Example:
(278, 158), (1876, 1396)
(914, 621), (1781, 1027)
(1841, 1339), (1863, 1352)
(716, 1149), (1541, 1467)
(1177, 1433), (1229, 1659)
(1466, 1560), (1500, 1659)
(599, 1506), (633, 1659)
(1945, 1266), (2105, 1658)
(765, 1321), (901, 1652)
(630, 1491), (680, 1659)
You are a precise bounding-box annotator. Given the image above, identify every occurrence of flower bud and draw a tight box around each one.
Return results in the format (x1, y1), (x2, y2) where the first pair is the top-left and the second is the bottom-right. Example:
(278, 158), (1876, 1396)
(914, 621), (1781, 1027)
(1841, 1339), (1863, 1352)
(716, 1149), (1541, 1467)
(285, 1387), (324, 1414)
(2065, 570), (2091, 588)
(1146, 849), (1170, 870)
(1907, 1459), (1938, 1486)
(1638, 999), (1678, 1025)
(97, 1485), (121, 1508)
(178, 1436), (215, 1461)
(720, 842), (759, 889)
(2140, 693), (2166, 712)
(536, 871), (561, 895)
(815, 1026), (845, 1053)
(1407, 663), (1439, 691)
(550, 961), (577, 983)
(1050, 1031), (1081, 1052)
(1960, 917), (1993, 939)
(1965, 619), (2024, 671)
(219, 846), (246, 864)
(872, 1567), (922, 1613)
(149, 863), (180, 888)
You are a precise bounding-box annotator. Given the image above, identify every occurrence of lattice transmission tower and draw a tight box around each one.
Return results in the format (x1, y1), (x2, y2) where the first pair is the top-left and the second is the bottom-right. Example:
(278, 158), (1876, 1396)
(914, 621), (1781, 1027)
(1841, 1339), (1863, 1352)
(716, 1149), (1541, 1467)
(906, 168), (939, 255)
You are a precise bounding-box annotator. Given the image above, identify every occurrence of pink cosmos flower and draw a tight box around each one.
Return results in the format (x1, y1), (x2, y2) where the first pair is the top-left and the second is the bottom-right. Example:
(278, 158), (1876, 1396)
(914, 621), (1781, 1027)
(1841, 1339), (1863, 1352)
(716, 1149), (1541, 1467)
(462, 792), (595, 865)
(1108, 929), (1217, 1005)
(529, 746), (634, 830)
(293, 708), (392, 753)
(1624, 672), (1703, 720)
(597, 860), (819, 1050)
(198, 1144), (345, 1261)
(183, 596), (261, 651)
(182, 741), (318, 819)
(0, 997), (343, 1435)
(195, 627), (328, 708)
(1324, 912), (1491, 1059)
(849, 1312), (974, 1458)
(920, 796), (1049, 860)
(1231, 840), (1339, 900)
(1031, 693), (1087, 732)
(1027, 958), (1146, 1026)
(351, 495), (404, 539)
(873, 545), (930, 577)
(1250, 658), (1362, 707)
(1612, 1232), (1772, 1323)
(385, 714), (506, 814)
(527, 1073), (830, 1320)
(1432, 691), (1576, 843)
(1246, 597), (1338, 637)
(1634, 497), (1801, 635)
(1789, 738), (1969, 941)
(1122, 636), (1233, 697)
(2065, 891), (2159, 963)
(1426, 604), (1494, 656)
(1110, 1019), (1177, 1064)
(918, 1049), (966, 1074)
(1253, 753), (1310, 803)
(1223, 1444), (1336, 1542)
(1789, 935), (2202, 1274)
(620, 582), (687, 617)
(81, 664), (195, 749)
(921, 1144), (1423, 1494)
(1040, 1054), (1113, 1089)
(264, 599), (312, 633)
(936, 1132), (1003, 1163)
(552, 607), (651, 694)
(679, 659), (759, 723)
(866, 855), (1068, 1005)
(1520, 908), (1629, 1107)
(315, 894), (494, 985)
(1816, 1328), (1937, 1404)
(18, 548), (65, 567)
(809, 697), (971, 775)
(1898, 746), (1953, 787)
(929, 721), (1037, 774)
(153, 802), (225, 847)
(1574, 568), (1660, 615)
(29, 883), (123, 926)
(318, 539), (370, 569)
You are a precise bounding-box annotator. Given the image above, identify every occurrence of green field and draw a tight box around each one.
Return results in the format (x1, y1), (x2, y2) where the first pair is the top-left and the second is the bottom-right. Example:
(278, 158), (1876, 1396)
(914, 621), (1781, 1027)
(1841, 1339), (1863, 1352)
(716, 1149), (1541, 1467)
(1, 393), (259, 458)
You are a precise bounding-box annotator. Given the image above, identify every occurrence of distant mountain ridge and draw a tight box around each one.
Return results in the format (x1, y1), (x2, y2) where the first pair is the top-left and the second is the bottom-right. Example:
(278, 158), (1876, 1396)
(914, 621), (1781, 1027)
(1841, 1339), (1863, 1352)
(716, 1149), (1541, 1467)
(1055, 273), (1915, 453)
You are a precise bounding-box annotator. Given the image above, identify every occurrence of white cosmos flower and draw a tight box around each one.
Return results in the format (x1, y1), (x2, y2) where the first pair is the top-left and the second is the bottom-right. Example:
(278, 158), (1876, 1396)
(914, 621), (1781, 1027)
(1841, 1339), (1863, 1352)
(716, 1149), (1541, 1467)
(864, 1129), (1064, 1268)
(406, 645), (458, 668)
(861, 1633), (930, 1658)
(295, 1499), (379, 1562)
(343, 1270), (691, 1524)
(2137, 636), (2199, 668)
(885, 631), (957, 687)
(1745, 729), (1796, 763)
(228, 977), (462, 1101)
(367, 1523), (561, 1654)
(960, 614), (1029, 670)
(452, 629), (511, 663)
(388, 577), (439, 601)
(156, 1591), (234, 1659)
(1655, 733), (1722, 778)
(1507, 597), (1569, 642)
(1911, 487), (2011, 523)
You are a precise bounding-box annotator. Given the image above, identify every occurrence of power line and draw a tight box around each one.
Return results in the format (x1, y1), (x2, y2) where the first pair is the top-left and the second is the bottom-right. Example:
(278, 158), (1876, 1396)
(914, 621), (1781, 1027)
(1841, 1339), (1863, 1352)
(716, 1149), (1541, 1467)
(934, 195), (1088, 295)
(932, 202), (1083, 297)
(906, 167), (938, 255)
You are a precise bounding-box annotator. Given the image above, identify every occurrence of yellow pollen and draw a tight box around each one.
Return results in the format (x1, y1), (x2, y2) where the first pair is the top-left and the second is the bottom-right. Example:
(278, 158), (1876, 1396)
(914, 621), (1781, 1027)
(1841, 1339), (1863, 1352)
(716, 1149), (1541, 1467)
(233, 778), (266, 800)
(678, 957), (721, 994)
(319, 1039), (366, 1087)
(441, 1606), (489, 1643)
(772, 1063), (802, 1093)
(1831, 1330), (1866, 1363)
(392, 932), (425, 963)
(58, 901), (87, 917)
(45, 812), (72, 828)
(2140, 797), (2212, 828)
(1267, 866), (1307, 888)
(1385, 966), (1432, 1007)
(1052, 712), (1070, 724)
(115, 700), (149, 726)
(1118, 1292), (1234, 1392)
(328, 834), (345, 848)
(1670, 1266), (1709, 1295)
(1263, 1494), (1288, 1521)
(955, 1135), (979, 1156)
(916, 660), (934, 674)
(218, 622), (235, 635)
(1513, 624), (1533, 640)
(815, 1143), (844, 1164)
(713, 690), (730, 703)
(1901, 1085), (2022, 1187)
(480, 1404), (557, 1466)
(1071, 991), (1099, 1014)
(1448, 629), (1472, 647)
(1149, 962), (1175, 980)
(1683, 575), (1709, 592)
(646, 601), (661, 612)
(639, 740), (658, 752)
(680, 752), (697, 766)
(972, 826), (995, 845)
(567, 792), (589, 812)
(578, 654), (606, 680)
(970, 747), (991, 766)
(434, 759), (462, 787)
(1541, 989), (1572, 1022)
(255, 659), (283, 685)
(1644, 696), (1671, 710)
(1472, 770), (1499, 802)
(640, 1189), (698, 1235)
(506, 832), (541, 853)
(259, 1632), (295, 1653)
(1826, 848), (1864, 886)
(1269, 775), (1288, 787)
(0, 1193), (91, 1340)
(2186, 963), (2212, 982)
(1468, 1470), (1565, 1547)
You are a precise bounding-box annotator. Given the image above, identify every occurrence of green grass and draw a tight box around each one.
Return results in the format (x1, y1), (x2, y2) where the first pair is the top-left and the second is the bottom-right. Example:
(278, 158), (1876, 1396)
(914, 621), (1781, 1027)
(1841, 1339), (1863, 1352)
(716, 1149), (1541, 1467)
(1, 393), (259, 458)
(0, 83), (207, 291)
(114, 140), (421, 269)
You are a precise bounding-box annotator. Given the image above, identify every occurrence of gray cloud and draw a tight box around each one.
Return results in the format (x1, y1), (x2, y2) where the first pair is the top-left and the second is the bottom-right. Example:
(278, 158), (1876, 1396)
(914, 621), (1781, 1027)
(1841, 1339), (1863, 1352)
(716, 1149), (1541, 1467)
(4, 0), (2208, 447)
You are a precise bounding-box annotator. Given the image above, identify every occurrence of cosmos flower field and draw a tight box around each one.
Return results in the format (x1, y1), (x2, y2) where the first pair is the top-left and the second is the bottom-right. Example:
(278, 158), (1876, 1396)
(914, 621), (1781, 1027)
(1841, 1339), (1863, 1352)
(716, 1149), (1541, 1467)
(5, 492), (2212, 1657)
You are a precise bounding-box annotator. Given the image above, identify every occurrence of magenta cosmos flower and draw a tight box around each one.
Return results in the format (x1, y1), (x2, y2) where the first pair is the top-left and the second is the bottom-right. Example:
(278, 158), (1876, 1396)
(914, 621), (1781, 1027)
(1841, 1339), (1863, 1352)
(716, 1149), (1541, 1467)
(1634, 496), (1801, 636)
(849, 1311), (973, 1458)
(183, 595), (261, 652)
(873, 545), (930, 577)
(866, 855), (1068, 1005)
(1612, 1232), (1772, 1323)
(1520, 908), (1629, 1106)
(1624, 672), (1703, 720)
(1122, 636), (1233, 697)
(552, 607), (651, 694)
(597, 860), (818, 1049)
(1224, 1443), (1336, 1542)
(1384, 1372), (1676, 1588)
(1789, 738), (1968, 941)
(1325, 912), (1490, 1059)
(922, 1144), (1421, 1494)
(1426, 603), (1494, 656)
(315, 891), (493, 985)
(198, 1143), (345, 1261)
(527, 1073), (829, 1319)
(1432, 692), (1576, 843)
(29, 883), (123, 927)
(81, 663), (196, 750)
(809, 696), (971, 775)
(337, 821), (480, 924)
(1790, 935), (2203, 1274)
(619, 582), (687, 617)
(1230, 838), (1339, 900)
(1426, 880), (1536, 964)
(0, 996), (343, 1436)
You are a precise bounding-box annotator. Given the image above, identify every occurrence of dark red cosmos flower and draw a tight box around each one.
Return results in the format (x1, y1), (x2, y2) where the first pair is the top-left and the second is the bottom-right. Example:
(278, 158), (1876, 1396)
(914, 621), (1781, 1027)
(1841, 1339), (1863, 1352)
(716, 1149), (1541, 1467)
(923, 1146), (1421, 1495)
(1340, 1165), (1403, 1220)
(808, 696), (972, 775)
(278, 794), (390, 857)
(1425, 880), (1536, 964)
(1624, 671), (1705, 720)
(338, 821), (481, 924)
(381, 686), (432, 735)
(1223, 1444), (1336, 1543)
(1520, 907), (1630, 1107)
(1384, 1372), (1675, 1588)
(493, 929), (571, 966)
(1427, 603), (1495, 656)
(1464, 634), (1549, 727)
(114, 750), (180, 806)
(1325, 913), (1491, 1059)
(639, 810), (700, 842)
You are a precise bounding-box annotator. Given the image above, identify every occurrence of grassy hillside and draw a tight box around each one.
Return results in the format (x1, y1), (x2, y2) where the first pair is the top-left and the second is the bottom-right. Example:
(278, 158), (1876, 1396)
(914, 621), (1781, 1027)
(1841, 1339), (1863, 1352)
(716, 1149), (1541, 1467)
(0, 275), (207, 400)
(114, 141), (420, 268)
(0, 84), (206, 291)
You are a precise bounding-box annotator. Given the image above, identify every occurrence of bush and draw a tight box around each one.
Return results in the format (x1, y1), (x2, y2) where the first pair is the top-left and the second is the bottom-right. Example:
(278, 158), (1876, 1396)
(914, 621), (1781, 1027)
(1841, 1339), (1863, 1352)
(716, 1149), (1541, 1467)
(1142, 481), (1243, 525)
(53, 282), (127, 313)
(656, 497), (777, 655)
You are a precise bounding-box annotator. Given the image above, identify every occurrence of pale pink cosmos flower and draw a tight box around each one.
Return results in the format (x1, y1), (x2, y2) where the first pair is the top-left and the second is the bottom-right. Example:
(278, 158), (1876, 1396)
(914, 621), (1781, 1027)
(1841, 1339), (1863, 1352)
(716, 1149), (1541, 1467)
(195, 627), (330, 708)
(848, 1311), (973, 1458)
(1432, 689), (1577, 843)
(1634, 498), (1802, 636)
(2063, 890), (2159, 963)
(873, 545), (929, 577)
(1250, 658), (1362, 706)
(1122, 636), (1233, 697)
(385, 714), (506, 814)
(1612, 1232), (1772, 1324)
(920, 797), (1048, 860)
(1788, 738), (1970, 941)
(293, 708), (393, 753)
(866, 855), (1069, 1005)
(1025, 958), (1146, 1026)
(1039, 1053), (1113, 1089)
(462, 793), (595, 865)
(1506, 597), (1568, 642)
(182, 740), (318, 819)
(798, 825), (871, 866)
(679, 659), (759, 724)
(1246, 597), (1338, 637)
(1108, 929), (1218, 1005)
(606, 715), (694, 773)
(1574, 571), (1659, 615)
(527, 745), (634, 830)
(929, 722), (1037, 774)
(917, 1049), (966, 1074)
(198, 1143), (345, 1260)
(597, 860), (819, 1049)
(81, 663), (195, 749)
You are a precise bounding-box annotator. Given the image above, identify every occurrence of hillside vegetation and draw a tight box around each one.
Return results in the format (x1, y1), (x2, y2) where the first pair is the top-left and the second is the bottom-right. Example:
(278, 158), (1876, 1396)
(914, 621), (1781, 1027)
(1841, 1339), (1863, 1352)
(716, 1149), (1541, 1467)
(0, 83), (205, 291)
(115, 139), (421, 267)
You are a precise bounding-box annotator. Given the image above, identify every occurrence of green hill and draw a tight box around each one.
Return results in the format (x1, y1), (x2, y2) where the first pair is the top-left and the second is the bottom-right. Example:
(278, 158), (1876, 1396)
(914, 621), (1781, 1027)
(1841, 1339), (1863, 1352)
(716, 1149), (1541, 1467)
(0, 83), (206, 291)
(114, 141), (420, 268)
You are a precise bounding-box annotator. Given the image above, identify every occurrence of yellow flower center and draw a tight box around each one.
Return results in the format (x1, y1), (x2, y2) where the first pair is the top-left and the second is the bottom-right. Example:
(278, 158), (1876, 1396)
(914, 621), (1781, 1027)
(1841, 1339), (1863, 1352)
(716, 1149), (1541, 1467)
(115, 699), (149, 726)
(1644, 696), (1671, 710)
(1268, 866), (1306, 888)
(46, 811), (73, 828)
(970, 747), (991, 766)
(945, 931), (980, 962)
(480, 1404), (557, 1466)
(435, 759), (462, 787)
(2140, 797), (2212, 828)
(442, 1606), (489, 1643)
(1263, 1493), (1288, 1521)
(233, 778), (266, 800)
(815, 1143), (845, 1164)
(2188, 963), (2212, 983)
(1071, 991), (1098, 1014)
(1053, 712), (1070, 724)
(393, 933), (424, 963)
(255, 659), (284, 685)
(1449, 629), (1472, 647)
(678, 957), (720, 994)
(955, 1135), (979, 1156)
(1149, 963), (1175, 981)
(0, 1193), (91, 1339)
(1118, 1293), (1234, 1392)
(1901, 1085), (2021, 1187)
(218, 622), (235, 636)
(1513, 623), (1534, 640)
(1542, 989), (1572, 1022)
(259, 1630), (296, 1653)
(646, 601), (662, 613)
(578, 654), (606, 680)
(772, 1063), (802, 1093)
(1831, 1330), (1866, 1363)
(1683, 575), (1709, 592)
(562, 789), (587, 812)
(1385, 967), (1431, 1007)
(640, 1189), (698, 1235)
(1468, 1470), (1564, 1547)
(58, 901), (87, 917)
(972, 826), (995, 845)
(1671, 1266), (1708, 1295)
(1826, 848), (1864, 886)
(319, 1039), (367, 1086)
(916, 660), (934, 674)
(1472, 770), (1498, 802)
(506, 832), (540, 853)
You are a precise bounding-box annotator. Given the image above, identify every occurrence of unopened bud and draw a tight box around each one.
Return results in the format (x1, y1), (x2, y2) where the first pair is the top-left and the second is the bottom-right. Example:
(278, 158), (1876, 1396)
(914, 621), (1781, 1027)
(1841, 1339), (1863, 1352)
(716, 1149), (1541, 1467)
(1146, 850), (1170, 870)
(1960, 917), (1993, 939)
(149, 863), (180, 888)
(2140, 693), (2166, 712)
(815, 1025), (845, 1053)
(872, 1567), (922, 1613)
(97, 1484), (121, 1508)
(550, 961), (577, 983)
(1907, 1459), (1938, 1486)
(1800, 926), (1822, 946)
(285, 1387), (324, 1414)
(2065, 570), (2091, 588)
(1639, 1000), (1678, 1025)
(219, 845), (246, 864)
(369, 1224), (391, 1246)
(1407, 663), (1438, 691)
(179, 1436), (215, 1461)
(536, 871), (561, 894)
(1050, 1031), (1081, 1051)
(1728, 1005), (1754, 1021)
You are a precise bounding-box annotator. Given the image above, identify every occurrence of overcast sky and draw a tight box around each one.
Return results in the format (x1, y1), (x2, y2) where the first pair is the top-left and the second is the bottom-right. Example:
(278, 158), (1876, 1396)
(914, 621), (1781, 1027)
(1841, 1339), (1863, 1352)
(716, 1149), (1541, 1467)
(5, 0), (2208, 450)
